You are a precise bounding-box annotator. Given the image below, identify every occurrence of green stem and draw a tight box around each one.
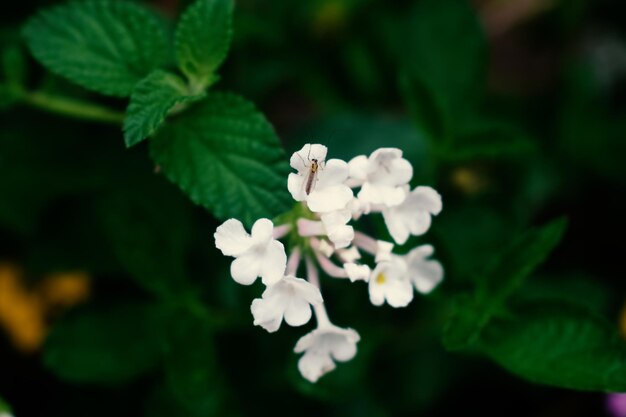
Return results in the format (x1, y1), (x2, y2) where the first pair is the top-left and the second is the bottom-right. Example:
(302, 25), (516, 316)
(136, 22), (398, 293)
(16, 89), (125, 124)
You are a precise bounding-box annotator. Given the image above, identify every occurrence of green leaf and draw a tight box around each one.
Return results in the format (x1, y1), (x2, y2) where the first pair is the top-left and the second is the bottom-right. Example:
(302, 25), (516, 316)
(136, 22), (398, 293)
(480, 217), (568, 301)
(44, 303), (163, 384)
(0, 397), (11, 413)
(22, 0), (169, 96)
(444, 119), (536, 161)
(443, 218), (568, 350)
(175, 0), (234, 89)
(97, 180), (193, 298)
(150, 92), (291, 226)
(480, 301), (626, 391)
(124, 70), (206, 147)
(164, 307), (223, 415)
(402, 0), (486, 134)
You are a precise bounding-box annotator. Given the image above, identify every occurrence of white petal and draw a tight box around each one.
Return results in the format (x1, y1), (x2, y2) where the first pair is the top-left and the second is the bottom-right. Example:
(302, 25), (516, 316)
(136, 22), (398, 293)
(382, 207), (410, 245)
(329, 329), (359, 361)
(250, 298), (282, 333)
(348, 155), (369, 182)
(251, 218), (274, 244)
(327, 225), (354, 249)
(337, 246), (361, 263)
(412, 186), (443, 215)
(286, 276), (324, 305)
(370, 147), (402, 160)
(214, 219), (252, 256)
(320, 209), (352, 227)
(407, 244), (434, 260)
(290, 143), (328, 171)
(230, 253), (261, 285)
(298, 351), (335, 383)
(368, 278), (386, 306)
(288, 173), (306, 201)
(294, 329), (317, 353)
(375, 240), (394, 263)
(306, 184), (353, 213)
(385, 279), (414, 308)
(389, 157), (413, 185)
(344, 263), (370, 282)
(316, 159), (350, 188)
(260, 240), (287, 286)
(358, 183), (405, 207)
(411, 259), (444, 294)
(284, 297), (313, 327)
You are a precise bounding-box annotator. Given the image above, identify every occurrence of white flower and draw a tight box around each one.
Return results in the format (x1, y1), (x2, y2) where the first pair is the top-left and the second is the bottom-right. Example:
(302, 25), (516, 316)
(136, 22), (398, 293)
(251, 275), (323, 333)
(369, 256), (413, 308)
(288, 144), (353, 212)
(405, 245), (444, 294)
(349, 148), (413, 207)
(336, 246), (361, 263)
(382, 186), (442, 245)
(344, 263), (370, 282)
(320, 210), (354, 249)
(294, 325), (360, 383)
(375, 240), (394, 263)
(214, 218), (287, 286)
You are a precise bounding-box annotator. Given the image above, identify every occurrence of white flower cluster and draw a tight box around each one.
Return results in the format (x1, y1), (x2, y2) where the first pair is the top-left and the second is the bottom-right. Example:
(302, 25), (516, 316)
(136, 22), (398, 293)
(215, 144), (443, 382)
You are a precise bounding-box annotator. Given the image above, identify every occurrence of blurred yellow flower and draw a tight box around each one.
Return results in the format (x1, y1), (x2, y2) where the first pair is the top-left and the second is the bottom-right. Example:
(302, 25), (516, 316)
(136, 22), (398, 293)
(0, 263), (90, 353)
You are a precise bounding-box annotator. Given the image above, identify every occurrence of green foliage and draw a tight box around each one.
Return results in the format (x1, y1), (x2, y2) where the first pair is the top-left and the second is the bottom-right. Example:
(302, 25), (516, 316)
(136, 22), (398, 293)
(0, 397), (10, 413)
(402, 0), (486, 138)
(22, 0), (168, 96)
(44, 303), (164, 384)
(481, 301), (626, 391)
(96, 181), (193, 298)
(150, 92), (291, 226)
(175, 0), (234, 89)
(443, 218), (568, 349)
(164, 307), (223, 416)
(124, 70), (206, 147)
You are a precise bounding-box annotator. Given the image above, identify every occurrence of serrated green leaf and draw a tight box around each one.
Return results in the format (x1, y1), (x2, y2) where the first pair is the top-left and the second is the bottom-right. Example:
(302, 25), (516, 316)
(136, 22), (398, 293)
(124, 70), (206, 147)
(480, 301), (626, 391)
(150, 92), (291, 226)
(175, 0), (233, 88)
(44, 303), (163, 384)
(22, 0), (169, 96)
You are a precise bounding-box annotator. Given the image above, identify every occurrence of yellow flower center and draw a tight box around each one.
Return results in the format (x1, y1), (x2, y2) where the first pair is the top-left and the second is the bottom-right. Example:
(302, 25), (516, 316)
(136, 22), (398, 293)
(376, 273), (386, 284)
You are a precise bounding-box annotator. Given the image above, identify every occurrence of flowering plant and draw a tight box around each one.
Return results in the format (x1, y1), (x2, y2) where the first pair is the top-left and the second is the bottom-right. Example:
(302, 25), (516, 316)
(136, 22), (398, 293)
(215, 144), (443, 381)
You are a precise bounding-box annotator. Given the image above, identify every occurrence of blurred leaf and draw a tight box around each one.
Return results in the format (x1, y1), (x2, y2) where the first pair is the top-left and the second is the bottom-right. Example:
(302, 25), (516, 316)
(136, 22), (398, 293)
(164, 307), (222, 416)
(519, 274), (611, 316)
(403, 0), (486, 134)
(480, 301), (626, 391)
(22, 0), (168, 96)
(97, 180), (193, 298)
(2, 42), (26, 87)
(175, 0), (233, 89)
(0, 397), (11, 413)
(150, 92), (291, 226)
(444, 119), (536, 161)
(44, 303), (163, 384)
(443, 218), (568, 349)
(124, 70), (206, 147)
(479, 217), (567, 300)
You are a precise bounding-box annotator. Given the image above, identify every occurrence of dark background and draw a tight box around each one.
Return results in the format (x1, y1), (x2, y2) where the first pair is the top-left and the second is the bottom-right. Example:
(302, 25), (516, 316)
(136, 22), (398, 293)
(1, 0), (626, 416)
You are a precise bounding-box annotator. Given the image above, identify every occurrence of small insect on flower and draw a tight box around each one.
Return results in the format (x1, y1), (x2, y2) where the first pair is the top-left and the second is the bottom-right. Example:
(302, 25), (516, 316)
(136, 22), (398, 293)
(297, 144), (325, 195)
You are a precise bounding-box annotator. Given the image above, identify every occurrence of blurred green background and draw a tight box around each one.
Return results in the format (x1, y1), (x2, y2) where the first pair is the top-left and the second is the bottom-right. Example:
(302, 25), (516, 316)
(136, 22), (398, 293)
(1, 0), (626, 416)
